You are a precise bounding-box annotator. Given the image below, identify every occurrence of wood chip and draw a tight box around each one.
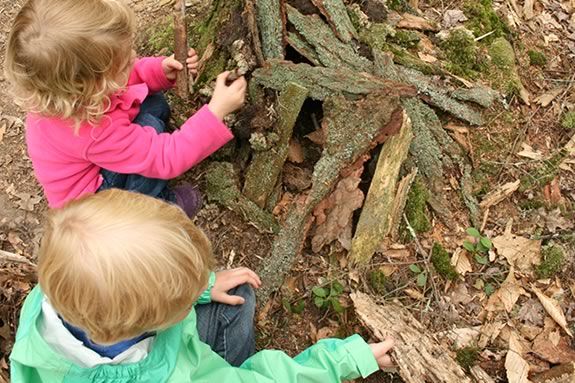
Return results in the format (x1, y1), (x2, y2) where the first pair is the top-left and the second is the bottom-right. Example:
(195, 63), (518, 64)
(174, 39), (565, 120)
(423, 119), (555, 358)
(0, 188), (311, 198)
(532, 285), (573, 337)
(397, 13), (440, 31)
(480, 180), (521, 209)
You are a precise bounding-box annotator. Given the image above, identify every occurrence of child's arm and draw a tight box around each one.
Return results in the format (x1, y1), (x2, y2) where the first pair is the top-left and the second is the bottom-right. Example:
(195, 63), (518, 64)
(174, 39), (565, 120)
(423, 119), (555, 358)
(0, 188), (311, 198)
(196, 268), (261, 305)
(85, 73), (245, 179)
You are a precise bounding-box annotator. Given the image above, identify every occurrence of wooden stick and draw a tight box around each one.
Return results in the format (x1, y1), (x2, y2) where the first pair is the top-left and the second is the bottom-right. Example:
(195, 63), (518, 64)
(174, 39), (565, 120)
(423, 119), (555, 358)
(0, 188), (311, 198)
(174, 0), (189, 99)
(0, 249), (36, 267)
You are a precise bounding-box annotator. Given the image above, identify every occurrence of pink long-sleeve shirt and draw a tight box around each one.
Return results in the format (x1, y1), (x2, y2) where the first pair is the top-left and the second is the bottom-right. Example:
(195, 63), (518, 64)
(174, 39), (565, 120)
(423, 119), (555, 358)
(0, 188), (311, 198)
(25, 57), (233, 208)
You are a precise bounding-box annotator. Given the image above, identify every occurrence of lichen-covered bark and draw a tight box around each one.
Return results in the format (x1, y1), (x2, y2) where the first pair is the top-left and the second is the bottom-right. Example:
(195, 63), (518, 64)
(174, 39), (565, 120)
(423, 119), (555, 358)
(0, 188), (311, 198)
(252, 60), (416, 100)
(205, 162), (279, 233)
(350, 111), (413, 265)
(286, 5), (371, 71)
(256, 92), (404, 302)
(256, 0), (284, 59)
(311, 0), (358, 42)
(373, 49), (484, 125)
(452, 87), (499, 108)
(286, 32), (322, 65)
(243, 83), (309, 207)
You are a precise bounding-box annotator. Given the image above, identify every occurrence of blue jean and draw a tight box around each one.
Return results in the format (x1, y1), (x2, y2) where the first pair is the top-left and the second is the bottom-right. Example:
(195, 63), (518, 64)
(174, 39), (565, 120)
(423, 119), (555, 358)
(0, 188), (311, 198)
(98, 93), (173, 201)
(195, 284), (256, 367)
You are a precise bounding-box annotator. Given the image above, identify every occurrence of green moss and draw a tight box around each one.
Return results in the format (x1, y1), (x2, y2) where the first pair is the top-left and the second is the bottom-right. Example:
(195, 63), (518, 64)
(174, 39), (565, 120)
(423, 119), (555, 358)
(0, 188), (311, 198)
(369, 270), (387, 294)
(144, 18), (175, 53)
(489, 37), (515, 70)
(561, 112), (575, 130)
(387, 0), (411, 13)
(518, 198), (545, 211)
(405, 178), (431, 233)
(441, 29), (484, 79)
(358, 23), (394, 51)
(520, 150), (567, 191)
(456, 347), (479, 371)
(528, 50), (547, 67)
(431, 243), (458, 280)
(536, 245), (565, 279)
(390, 30), (420, 49)
(464, 0), (509, 43)
(488, 37), (526, 98)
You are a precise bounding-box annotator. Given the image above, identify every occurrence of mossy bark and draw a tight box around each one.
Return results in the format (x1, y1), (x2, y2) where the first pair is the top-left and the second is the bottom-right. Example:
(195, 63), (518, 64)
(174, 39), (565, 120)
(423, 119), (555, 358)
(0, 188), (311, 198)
(310, 0), (358, 42)
(243, 83), (309, 208)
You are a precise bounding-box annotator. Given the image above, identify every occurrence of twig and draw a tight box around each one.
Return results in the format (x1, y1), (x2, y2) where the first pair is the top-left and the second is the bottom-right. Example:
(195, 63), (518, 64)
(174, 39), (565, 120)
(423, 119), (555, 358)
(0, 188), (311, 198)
(475, 30), (495, 42)
(174, 0), (189, 99)
(0, 249), (36, 267)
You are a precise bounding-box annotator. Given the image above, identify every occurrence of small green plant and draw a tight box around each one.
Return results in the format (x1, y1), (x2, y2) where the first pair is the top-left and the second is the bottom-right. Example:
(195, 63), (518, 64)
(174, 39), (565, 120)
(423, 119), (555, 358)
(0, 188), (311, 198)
(282, 298), (305, 314)
(312, 281), (345, 313)
(528, 50), (547, 67)
(369, 270), (387, 294)
(562, 111), (575, 130)
(456, 346), (479, 371)
(463, 228), (493, 265)
(409, 264), (428, 288)
(536, 245), (565, 279)
(431, 243), (458, 280)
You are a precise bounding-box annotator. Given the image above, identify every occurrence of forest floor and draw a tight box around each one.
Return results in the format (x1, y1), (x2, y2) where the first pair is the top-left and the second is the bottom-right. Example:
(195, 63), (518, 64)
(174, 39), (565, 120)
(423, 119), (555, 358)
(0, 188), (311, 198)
(1, 0), (575, 382)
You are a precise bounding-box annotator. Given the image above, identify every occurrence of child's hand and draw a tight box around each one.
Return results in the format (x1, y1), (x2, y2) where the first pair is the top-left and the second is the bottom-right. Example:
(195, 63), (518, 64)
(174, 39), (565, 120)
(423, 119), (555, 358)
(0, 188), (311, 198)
(208, 71), (247, 121)
(162, 48), (199, 80)
(369, 337), (395, 369)
(211, 267), (261, 305)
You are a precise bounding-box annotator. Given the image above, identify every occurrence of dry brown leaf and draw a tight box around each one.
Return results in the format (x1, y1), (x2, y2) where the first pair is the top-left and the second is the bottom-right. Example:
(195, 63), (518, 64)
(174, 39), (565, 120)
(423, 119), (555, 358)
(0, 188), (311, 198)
(532, 318), (575, 364)
(450, 283), (474, 305)
(517, 298), (545, 326)
(505, 332), (530, 383)
(438, 327), (481, 348)
(540, 208), (574, 232)
(532, 285), (573, 337)
(493, 222), (541, 273)
(311, 167), (364, 252)
(523, 0), (535, 20)
(517, 143), (544, 160)
(480, 180), (520, 209)
(283, 164), (312, 192)
(404, 288), (425, 300)
(534, 88), (563, 107)
(316, 326), (336, 340)
(287, 138), (304, 163)
(442, 9), (468, 28)
(451, 249), (473, 276)
(479, 322), (506, 348)
(485, 268), (527, 313)
(397, 13), (439, 31)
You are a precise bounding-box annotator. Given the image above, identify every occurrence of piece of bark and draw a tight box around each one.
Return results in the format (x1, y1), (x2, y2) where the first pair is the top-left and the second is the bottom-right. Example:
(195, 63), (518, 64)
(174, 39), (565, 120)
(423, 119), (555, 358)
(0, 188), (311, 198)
(351, 292), (472, 383)
(523, 0), (535, 20)
(397, 13), (440, 31)
(373, 49), (484, 126)
(452, 87), (499, 108)
(310, 0), (358, 42)
(532, 363), (575, 383)
(256, 0), (285, 59)
(286, 32), (322, 66)
(286, 5), (371, 72)
(244, 0), (265, 65)
(390, 169), (417, 241)
(479, 180), (520, 209)
(471, 366), (497, 383)
(350, 111), (413, 265)
(174, 0), (189, 99)
(252, 60), (416, 101)
(256, 92), (404, 303)
(243, 82), (309, 208)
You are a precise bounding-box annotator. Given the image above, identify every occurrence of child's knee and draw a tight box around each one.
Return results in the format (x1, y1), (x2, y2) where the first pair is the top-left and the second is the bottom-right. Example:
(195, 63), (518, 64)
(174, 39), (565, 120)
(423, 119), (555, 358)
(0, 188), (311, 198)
(234, 284), (256, 315)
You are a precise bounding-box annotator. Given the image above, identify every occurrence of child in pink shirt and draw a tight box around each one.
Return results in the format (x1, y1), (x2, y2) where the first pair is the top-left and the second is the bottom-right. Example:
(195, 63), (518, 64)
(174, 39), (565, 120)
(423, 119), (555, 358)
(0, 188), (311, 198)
(4, 0), (246, 216)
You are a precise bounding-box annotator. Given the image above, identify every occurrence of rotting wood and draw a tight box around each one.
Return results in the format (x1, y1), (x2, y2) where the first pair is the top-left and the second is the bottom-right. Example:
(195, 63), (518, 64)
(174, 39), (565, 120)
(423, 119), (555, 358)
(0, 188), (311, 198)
(350, 111), (413, 266)
(244, 0), (265, 65)
(256, 0), (284, 59)
(351, 292), (472, 383)
(256, 92), (404, 303)
(373, 49), (484, 126)
(532, 363), (575, 383)
(479, 179), (520, 209)
(285, 5), (371, 71)
(243, 83), (309, 208)
(252, 60), (416, 101)
(174, 0), (189, 99)
(310, 0), (358, 43)
(397, 13), (440, 32)
(471, 366), (497, 383)
(205, 162), (279, 233)
(390, 168), (418, 242)
(286, 32), (322, 66)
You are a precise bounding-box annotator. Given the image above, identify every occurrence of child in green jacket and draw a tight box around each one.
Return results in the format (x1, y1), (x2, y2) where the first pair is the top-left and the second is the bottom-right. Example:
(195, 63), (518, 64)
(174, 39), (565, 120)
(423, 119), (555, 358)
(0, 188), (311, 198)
(10, 189), (394, 382)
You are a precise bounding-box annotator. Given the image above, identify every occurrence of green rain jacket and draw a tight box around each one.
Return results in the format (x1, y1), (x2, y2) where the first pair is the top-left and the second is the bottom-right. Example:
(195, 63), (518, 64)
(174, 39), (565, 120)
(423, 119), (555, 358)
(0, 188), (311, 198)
(10, 286), (380, 383)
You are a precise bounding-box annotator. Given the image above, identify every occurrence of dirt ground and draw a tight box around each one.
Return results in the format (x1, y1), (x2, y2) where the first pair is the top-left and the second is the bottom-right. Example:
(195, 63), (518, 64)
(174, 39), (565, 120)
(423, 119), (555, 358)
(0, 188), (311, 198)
(1, 0), (575, 382)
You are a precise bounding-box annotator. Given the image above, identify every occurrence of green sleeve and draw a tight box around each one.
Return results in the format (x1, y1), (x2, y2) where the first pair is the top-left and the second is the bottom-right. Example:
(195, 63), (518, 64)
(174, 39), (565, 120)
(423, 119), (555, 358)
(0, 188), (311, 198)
(238, 335), (379, 382)
(195, 272), (216, 305)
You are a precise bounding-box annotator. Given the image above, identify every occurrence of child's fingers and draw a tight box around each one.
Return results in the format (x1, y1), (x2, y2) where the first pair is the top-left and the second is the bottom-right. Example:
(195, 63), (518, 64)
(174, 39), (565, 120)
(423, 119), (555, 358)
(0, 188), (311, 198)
(378, 355), (394, 368)
(215, 292), (245, 305)
(167, 59), (184, 71)
(215, 71), (232, 87)
(377, 337), (395, 354)
(188, 47), (197, 57)
(187, 61), (199, 69)
(186, 55), (199, 64)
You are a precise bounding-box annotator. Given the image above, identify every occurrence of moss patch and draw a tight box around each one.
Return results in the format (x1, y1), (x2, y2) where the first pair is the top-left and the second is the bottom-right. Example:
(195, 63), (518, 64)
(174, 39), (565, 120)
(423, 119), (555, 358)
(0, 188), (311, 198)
(389, 30), (420, 49)
(528, 50), (547, 67)
(536, 245), (565, 279)
(561, 111), (575, 130)
(387, 0), (412, 13)
(405, 178), (431, 233)
(144, 18), (175, 53)
(463, 0), (509, 43)
(431, 243), (458, 280)
(520, 150), (567, 191)
(441, 29), (484, 79)
(369, 270), (387, 294)
(488, 37), (526, 98)
(456, 347), (479, 371)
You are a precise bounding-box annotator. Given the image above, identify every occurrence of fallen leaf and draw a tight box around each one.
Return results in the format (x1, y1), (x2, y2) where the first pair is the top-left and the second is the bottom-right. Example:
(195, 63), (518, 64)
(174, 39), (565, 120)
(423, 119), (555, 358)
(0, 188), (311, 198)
(451, 248), (473, 276)
(417, 52), (438, 63)
(517, 298), (545, 326)
(517, 143), (544, 160)
(450, 282), (474, 305)
(14, 192), (42, 212)
(442, 9), (468, 28)
(540, 208), (574, 232)
(479, 321), (506, 348)
(532, 285), (573, 337)
(492, 221), (541, 273)
(532, 318), (575, 363)
(397, 12), (439, 31)
(523, 0), (534, 20)
(485, 268), (527, 313)
(305, 128), (325, 146)
(287, 138), (304, 163)
(283, 164), (312, 192)
(534, 88), (564, 107)
(505, 332), (530, 383)
(404, 288), (425, 300)
(316, 326), (336, 340)
(518, 324), (542, 341)
(480, 180), (521, 209)
(311, 167), (365, 252)
(437, 326), (481, 348)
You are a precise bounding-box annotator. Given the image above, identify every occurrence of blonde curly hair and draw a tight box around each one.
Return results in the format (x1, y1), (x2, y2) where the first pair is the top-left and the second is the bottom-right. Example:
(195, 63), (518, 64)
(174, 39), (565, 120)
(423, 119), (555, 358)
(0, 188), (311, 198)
(4, 0), (136, 129)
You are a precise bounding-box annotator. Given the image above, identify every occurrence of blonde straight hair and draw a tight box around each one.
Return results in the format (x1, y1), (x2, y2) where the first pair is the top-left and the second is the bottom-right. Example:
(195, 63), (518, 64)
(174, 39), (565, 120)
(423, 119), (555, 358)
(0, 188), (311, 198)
(38, 189), (215, 344)
(4, 0), (136, 129)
